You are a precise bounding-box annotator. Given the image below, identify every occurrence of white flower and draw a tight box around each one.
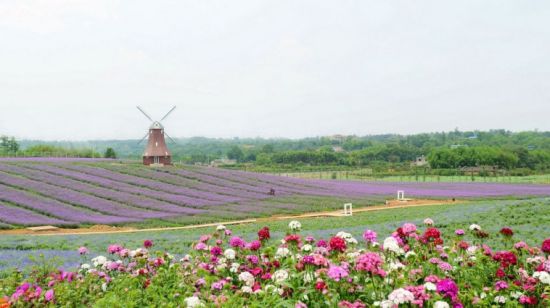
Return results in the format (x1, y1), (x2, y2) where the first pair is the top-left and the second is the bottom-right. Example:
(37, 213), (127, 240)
(466, 246), (477, 255)
(224, 249), (236, 260)
(387, 288), (414, 304)
(80, 263), (91, 270)
(184, 296), (203, 308)
(264, 284), (284, 295)
(379, 300), (394, 308)
(494, 295), (506, 304)
(92, 256), (107, 267)
(347, 251), (361, 260)
(101, 282), (107, 292)
(423, 218), (434, 225)
(230, 262), (240, 273)
(469, 224), (481, 231)
(288, 220), (302, 231)
(533, 271), (550, 284)
(241, 286), (253, 293)
(238, 271), (255, 287)
(424, 282), (436, 291)
(216, 224), (226, 231)
(383, 237), (403, 254)
(510, 291), (523, 299)
(433, 301), (450, 308)
(276, 247), (290, 258)
(272, 269), (289, 283)
(389, 261), (405, 272)
(480, 292), (487, 299)
(336, 231), (358, 244)
(405, 251), (416, 258)
(301, 244), (313, 252)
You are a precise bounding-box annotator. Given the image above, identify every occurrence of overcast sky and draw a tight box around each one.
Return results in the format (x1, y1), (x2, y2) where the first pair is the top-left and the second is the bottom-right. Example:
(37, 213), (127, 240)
(0, 1), (549, 140)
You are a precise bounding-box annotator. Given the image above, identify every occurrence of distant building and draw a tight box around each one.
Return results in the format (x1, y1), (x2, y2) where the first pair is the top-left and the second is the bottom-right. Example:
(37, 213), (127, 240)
(332, 146), (344, 153)
(328, 135), (347, 143)
(411, 155), (428, 167)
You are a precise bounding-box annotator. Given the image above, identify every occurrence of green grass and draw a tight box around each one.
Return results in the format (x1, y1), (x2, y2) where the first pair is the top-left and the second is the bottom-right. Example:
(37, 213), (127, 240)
(276, 171), (550, 184)
(0, 197), (548, 274)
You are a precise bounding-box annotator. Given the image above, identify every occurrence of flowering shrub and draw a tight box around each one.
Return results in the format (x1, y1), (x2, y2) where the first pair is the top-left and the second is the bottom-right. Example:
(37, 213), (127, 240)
(1, 220), (549, 307)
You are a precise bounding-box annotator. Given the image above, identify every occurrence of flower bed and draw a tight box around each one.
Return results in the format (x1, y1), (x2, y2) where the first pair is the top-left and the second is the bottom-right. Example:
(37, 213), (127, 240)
(1, 220), (549, 307)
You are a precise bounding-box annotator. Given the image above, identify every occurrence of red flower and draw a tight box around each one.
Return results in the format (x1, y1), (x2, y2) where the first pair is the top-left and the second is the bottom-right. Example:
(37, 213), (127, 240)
(422, 227), (443, 246)
(499, 227), (514, 237)
(542, 238), (550, 253)
(258, 227), (270, 241)
(458, 241), (469, 250)
(143, 240), (153, 248)
(496, 267), (506, 278)
(285, 234), (301, 245)
(329, 237), (347, 252)
(315, 281), (327, 291)
(493, 251), (517, 268)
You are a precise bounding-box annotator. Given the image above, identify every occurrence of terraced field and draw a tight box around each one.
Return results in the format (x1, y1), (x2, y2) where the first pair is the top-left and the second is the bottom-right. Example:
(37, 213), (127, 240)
(0, 159), (549, 228)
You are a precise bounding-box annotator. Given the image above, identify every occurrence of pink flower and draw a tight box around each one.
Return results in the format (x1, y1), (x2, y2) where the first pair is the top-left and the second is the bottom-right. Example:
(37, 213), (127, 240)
(355, 252), (383, 274)
(45, 289), (54, 302)
(246, 255), (259, 265)
(438, 262), (452, 271)
(514, 241), (528, 250)
(327, 264), (349, 281)
(247, 240), (261, 251)
(195, 242), (207, 250)
(455, 229), (465, 236)
(107, 244), (122, 254)
(362, 229), (377, 243)
(402, 223), (417, 235)
(78, 246), (88, 255)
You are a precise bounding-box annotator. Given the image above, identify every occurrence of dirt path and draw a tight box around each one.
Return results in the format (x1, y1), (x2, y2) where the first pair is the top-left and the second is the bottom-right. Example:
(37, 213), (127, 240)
(0, 199), (458, 236)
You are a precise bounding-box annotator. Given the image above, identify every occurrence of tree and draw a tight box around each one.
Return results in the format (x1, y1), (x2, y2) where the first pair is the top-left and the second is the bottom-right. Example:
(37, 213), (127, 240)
(0, 136), (19, 154)
(227, 146), (244, 162)
(104, 148), (117, 159)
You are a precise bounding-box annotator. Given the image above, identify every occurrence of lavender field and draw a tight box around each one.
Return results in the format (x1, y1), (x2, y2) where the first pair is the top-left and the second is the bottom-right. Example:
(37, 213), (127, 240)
(0, 159), (549, 228)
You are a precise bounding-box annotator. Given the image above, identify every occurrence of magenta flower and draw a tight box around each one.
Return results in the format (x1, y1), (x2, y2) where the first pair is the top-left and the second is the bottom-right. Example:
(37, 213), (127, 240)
(436, 278), (458, 299)
(455, 229), (465, 236)
(229, 236), (246, 248)
(494, 280), (508, 291)
(247, 240), (261, 251)
(78, 246), (88, 255)
(362, 230), (377, 243)
(143, 240), (153, 248)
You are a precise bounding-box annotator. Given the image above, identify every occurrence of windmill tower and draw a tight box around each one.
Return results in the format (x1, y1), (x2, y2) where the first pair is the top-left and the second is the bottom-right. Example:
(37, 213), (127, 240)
(137, 106), (177, 166)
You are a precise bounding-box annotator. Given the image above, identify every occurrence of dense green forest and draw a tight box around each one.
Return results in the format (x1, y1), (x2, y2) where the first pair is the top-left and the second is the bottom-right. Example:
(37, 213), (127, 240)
(2, 130), (550, 173)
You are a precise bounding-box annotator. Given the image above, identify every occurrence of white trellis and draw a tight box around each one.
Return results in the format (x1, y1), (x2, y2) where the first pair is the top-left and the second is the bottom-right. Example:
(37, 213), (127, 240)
(343, 203), (353, 216)
(397, 190), (405, 200)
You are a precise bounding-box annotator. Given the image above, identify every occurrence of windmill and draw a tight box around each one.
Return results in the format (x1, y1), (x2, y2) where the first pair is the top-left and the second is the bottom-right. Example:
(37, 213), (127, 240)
(137, 106), (177, 166)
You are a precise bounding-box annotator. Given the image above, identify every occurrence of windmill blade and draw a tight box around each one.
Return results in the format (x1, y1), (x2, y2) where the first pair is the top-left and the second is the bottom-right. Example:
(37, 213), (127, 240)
(160, 105), (177, 121)
(137, 132), (149, 145)
(137, 106), (154, 122)
(165, 132), (177, 144)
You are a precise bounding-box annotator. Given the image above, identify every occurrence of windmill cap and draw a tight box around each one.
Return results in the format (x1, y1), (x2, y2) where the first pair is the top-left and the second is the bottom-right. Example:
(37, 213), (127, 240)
(149, 121), (164, 129)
